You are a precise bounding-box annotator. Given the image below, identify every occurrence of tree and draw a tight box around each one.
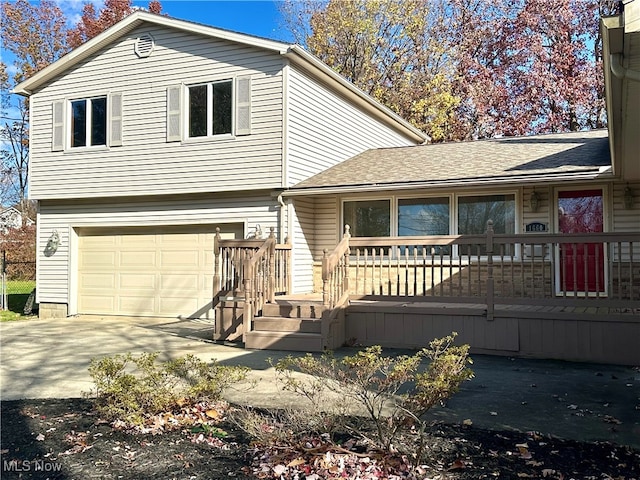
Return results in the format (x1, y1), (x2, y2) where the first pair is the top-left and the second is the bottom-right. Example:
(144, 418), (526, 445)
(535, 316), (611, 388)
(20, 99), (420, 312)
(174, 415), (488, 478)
(284, 0), (461, 141)
(467, 0), (606, 136)
(1, 0), (69, 212)
(283, 0), (615, 141)
(68, 0), (163, 49)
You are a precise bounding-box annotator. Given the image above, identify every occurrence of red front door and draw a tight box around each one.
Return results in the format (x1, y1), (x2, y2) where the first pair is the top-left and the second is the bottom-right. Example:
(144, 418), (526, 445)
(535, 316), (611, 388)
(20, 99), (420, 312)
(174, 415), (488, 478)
(558, 189), (605, 294)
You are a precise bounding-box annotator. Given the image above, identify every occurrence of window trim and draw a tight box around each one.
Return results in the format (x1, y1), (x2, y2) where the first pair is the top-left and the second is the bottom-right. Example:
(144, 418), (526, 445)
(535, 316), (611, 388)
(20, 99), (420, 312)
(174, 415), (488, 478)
(552, 184), (609, 297)
(340, 190), (520, 259)
(53, 92), (121, 152)
(185, 78), (234, 140)
(69, 96), (108, 149)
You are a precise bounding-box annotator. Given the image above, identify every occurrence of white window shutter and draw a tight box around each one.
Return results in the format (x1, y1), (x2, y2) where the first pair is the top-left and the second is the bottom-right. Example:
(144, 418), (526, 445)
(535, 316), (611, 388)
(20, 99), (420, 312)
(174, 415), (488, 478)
(235, 76), (251, 136)
(52, 101), (64, 151)
(109, 92), (123, 147)
(167, 85), (182, 142)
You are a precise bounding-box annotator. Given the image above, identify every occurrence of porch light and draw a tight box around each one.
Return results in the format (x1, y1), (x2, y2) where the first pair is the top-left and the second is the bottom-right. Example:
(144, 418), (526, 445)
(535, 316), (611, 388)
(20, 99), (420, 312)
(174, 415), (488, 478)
(44, 229), (60, 257)
(624, 185), (634, 209)
(529, 190), (540, 212)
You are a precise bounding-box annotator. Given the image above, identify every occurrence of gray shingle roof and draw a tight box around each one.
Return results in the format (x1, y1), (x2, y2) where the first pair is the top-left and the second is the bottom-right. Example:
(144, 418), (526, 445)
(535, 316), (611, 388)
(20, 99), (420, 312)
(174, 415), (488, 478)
(290, 129), (610, 193)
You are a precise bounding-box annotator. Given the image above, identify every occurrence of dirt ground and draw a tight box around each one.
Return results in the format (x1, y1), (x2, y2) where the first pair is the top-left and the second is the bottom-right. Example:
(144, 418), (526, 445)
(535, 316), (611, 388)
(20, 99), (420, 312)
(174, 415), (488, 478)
(1, 398), (638, 480)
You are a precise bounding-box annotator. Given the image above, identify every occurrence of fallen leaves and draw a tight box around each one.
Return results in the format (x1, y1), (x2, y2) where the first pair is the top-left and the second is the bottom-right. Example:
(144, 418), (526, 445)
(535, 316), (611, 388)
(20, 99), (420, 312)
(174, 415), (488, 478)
(603, 415), (622, 425)
(448, 458), (467, 470)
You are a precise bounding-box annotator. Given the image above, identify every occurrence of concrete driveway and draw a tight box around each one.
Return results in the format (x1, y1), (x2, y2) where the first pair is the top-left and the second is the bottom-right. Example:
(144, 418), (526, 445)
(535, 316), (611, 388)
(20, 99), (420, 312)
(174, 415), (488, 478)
(1, 315), (639, 448)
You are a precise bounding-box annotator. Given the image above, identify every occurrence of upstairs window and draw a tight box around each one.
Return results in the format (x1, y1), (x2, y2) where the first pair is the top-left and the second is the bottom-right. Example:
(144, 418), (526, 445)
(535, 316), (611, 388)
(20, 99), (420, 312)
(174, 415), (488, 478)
(71, 97), (107, 147)
(188, 80), (232, 137)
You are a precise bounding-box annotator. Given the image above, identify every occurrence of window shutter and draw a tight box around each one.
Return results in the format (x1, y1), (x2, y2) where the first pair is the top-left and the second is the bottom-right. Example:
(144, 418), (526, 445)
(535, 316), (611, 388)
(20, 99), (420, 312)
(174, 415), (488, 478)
(235, 76), (251, 136)
(52, 101), (64, 151)
(167, 85), (182, 142)
(109, 92), (123, 147)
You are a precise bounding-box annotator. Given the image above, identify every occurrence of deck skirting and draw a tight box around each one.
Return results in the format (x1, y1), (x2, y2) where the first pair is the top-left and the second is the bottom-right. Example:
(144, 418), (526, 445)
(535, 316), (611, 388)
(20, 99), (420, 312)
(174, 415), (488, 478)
(345, 301), (640, 365)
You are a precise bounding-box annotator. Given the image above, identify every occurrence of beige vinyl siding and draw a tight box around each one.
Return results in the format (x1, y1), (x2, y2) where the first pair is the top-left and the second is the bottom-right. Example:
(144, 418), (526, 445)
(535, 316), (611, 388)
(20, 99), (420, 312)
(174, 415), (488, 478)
(28, 24), (284, 200)
(36, 194), (280, 306)
(312, 195), (339, 261)
(290, 197), (316, 293)
(613, 181), (640, 232)
(521, 185), (551, 229)
(286, 66), (417, 187)
(612, 181), (640, 262)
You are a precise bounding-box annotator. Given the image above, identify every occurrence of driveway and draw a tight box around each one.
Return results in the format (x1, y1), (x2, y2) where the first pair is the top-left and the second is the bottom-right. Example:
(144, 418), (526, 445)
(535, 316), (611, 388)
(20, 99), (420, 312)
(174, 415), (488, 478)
(1, 315), (639, 448)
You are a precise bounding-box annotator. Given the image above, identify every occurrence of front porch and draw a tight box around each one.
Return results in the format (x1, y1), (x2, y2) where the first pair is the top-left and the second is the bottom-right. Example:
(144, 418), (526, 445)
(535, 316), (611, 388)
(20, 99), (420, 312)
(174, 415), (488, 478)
(211, 225), (640, 365)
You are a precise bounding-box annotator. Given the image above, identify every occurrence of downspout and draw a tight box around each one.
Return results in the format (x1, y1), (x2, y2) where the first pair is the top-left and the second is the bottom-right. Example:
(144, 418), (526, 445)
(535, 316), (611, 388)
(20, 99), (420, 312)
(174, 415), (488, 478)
(610, 53), (640, 81)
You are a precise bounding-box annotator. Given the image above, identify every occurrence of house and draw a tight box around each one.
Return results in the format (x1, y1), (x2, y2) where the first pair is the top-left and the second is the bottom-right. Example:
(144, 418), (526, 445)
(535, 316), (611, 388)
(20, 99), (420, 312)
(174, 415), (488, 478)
(14, 7), (640, 364)
(12, 11), (425, 320)
(0, 207), (34, 234)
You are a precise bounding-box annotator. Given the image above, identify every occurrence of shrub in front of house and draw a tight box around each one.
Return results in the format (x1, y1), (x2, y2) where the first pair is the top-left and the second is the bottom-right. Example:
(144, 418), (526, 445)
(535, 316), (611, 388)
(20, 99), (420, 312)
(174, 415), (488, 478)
(234, 333), (473, 461)
(87, 352), (249, 425)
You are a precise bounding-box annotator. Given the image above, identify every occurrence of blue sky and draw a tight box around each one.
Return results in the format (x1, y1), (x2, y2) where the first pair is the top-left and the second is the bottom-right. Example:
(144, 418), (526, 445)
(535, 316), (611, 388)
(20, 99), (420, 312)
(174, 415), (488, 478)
(136, 0), (295, 42)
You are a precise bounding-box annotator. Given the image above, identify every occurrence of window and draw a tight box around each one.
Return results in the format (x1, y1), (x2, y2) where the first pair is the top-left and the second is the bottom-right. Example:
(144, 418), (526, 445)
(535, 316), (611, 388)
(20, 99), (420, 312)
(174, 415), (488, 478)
(457, 194), (515, 235)
(343, 200), (390, 237)
(399, 197), (451, 255)
(342, 193), (516, 256)
(70, 97), (107, 147)
(398, 197), (450, 236)
(188, 80), (232, 137)
(458, 194), (515, 255)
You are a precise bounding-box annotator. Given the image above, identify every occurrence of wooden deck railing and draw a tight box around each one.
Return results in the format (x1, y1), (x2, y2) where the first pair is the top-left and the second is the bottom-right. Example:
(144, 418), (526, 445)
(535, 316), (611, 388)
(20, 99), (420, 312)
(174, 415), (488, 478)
(322, 225), (351, 309)
(213, 227), (291, 338)
(334, 222), (640, 318)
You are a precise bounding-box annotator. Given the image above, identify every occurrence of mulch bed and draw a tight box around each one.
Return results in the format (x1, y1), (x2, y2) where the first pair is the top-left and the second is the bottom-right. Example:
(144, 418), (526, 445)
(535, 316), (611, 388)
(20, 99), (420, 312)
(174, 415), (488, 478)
(1, 398), (638, 479)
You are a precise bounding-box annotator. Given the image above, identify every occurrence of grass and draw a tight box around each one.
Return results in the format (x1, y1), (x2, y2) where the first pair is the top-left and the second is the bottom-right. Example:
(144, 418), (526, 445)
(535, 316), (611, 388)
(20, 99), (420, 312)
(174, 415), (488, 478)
(1, 280), (36, 322)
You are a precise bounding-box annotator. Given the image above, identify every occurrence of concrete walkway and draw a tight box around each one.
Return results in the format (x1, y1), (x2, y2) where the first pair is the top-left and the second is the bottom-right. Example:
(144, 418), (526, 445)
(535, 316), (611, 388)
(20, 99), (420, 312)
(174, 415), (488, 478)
(1, 315), (639, 448)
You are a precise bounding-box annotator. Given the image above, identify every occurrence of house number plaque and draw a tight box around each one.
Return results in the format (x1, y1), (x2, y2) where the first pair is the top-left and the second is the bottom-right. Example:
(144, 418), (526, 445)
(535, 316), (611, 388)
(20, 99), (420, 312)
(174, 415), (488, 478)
(525, 222), (548, 232)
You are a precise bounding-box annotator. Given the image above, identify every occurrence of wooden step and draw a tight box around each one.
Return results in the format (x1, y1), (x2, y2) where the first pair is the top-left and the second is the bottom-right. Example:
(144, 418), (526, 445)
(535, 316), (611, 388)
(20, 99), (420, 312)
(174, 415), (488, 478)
(262, 301), (329, 319)
(253, 316), (322, 334)
(244, 331), (324, 352)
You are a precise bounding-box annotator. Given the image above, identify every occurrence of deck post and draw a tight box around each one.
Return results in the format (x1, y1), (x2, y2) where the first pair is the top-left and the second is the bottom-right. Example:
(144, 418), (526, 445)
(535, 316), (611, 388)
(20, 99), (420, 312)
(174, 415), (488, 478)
(242, 250), (254, 341)
(213, 227), (221, 298)
(486, 220), (495, 321)
(268, 227), (276, 303)
(322, 249), (329, 306)
(343, 225), (351, 294)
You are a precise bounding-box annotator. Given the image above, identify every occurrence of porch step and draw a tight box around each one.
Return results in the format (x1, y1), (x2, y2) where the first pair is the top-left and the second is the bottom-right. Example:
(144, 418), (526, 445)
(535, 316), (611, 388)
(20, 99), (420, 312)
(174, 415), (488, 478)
(244, 331), (324, 352)
(253, 316), (322, 334)
(244, 298), (328, 352)
(262, 301), (329, 319)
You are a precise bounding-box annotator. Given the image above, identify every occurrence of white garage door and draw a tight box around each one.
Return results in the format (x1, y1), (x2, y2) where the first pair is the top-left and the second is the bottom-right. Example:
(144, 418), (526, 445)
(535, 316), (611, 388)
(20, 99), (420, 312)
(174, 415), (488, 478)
(77, 224), (243, 318)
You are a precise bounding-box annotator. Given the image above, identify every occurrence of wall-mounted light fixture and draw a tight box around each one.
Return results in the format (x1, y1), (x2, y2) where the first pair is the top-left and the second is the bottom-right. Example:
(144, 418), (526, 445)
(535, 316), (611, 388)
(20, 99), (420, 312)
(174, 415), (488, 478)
(530, 190), (540, 212)
(624, 185), (634, 209)
(44, 230), (60, 257)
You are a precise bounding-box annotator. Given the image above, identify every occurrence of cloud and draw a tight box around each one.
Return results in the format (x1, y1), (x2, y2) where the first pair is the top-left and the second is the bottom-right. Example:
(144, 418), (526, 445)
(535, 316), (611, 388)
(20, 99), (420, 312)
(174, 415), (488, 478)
(54, 0), (104, 25)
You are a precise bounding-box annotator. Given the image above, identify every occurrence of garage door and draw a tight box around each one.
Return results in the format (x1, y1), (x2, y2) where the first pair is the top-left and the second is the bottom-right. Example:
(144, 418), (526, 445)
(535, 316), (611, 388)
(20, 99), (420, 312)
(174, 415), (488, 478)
(77, 224), (243, 318)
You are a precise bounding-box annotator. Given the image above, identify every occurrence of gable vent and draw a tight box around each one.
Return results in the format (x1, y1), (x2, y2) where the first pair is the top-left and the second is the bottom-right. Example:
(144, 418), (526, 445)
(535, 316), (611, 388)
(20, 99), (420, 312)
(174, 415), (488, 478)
(134, 33), (155, 58)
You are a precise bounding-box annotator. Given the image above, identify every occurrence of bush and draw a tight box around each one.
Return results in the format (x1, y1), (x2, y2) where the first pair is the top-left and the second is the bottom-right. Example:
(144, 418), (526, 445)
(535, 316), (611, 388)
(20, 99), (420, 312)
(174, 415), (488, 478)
(88, 352), (249, 425)
(271, 333), (473, 457)
(2, 225), (36, 280)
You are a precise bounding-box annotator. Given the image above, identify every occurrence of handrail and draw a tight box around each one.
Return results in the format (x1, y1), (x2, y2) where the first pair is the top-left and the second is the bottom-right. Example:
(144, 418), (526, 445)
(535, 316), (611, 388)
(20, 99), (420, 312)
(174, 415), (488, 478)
(213, 227), (291, 341)
(322, 225), (351, 308)
(242, 229), (277, 339)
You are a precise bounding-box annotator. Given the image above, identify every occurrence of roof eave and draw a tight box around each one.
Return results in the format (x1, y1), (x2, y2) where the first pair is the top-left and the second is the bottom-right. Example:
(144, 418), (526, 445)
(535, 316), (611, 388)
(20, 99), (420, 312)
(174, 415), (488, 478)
(282, 168), (615, 197)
